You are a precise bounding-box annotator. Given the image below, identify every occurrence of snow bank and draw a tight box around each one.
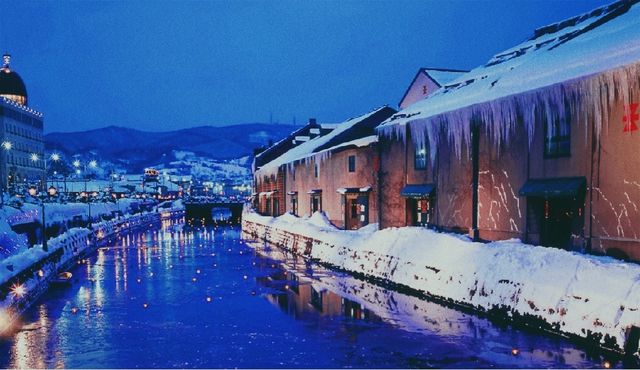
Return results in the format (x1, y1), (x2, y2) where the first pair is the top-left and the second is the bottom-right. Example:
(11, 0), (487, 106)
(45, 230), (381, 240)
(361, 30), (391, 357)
(243, 210), (640, 352)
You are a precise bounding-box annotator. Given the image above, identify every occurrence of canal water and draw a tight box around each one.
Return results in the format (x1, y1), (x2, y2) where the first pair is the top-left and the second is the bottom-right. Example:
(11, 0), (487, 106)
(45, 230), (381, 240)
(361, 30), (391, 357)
(0, 219), (619, 368)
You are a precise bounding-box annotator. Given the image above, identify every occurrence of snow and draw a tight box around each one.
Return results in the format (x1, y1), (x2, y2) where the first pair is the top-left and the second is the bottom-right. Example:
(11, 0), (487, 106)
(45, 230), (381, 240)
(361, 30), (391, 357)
(378, 1), (640, 160)
(424, 68), (468, 86)
(244, 209), (640, 351)
(257, 108), (386, 178)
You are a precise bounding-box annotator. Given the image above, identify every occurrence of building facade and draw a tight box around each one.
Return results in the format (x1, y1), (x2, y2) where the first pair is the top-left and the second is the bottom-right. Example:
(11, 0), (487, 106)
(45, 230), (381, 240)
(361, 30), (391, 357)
(0, 54), (45, 194)
(254, 107), (396, 229)
(377, 0), (640, 260)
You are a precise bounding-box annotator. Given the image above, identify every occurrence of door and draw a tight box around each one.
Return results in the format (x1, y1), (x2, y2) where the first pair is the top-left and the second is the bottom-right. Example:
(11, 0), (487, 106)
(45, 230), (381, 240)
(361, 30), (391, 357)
(408, 198), (430, 226)
(290, 194), (298, 216)
(311, 194), (322, 214)
(345, 195), (359, 230)
(540, 198), (575, 249)
(357, 195), (369, 227)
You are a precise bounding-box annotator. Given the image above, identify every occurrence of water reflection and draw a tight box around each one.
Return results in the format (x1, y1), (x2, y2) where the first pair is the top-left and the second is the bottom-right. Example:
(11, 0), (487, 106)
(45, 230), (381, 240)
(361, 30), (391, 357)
(0, 220), (626, 369)
(251, 242), (621, 369)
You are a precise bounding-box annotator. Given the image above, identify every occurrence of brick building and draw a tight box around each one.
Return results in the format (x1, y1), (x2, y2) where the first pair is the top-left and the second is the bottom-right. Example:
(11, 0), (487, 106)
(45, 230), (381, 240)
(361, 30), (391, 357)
(377, 0), (640, 260)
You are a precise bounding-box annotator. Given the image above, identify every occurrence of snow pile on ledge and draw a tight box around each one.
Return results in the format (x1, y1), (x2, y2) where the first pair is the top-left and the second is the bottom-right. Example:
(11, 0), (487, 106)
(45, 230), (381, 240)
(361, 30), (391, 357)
(244, 210), (640, 351)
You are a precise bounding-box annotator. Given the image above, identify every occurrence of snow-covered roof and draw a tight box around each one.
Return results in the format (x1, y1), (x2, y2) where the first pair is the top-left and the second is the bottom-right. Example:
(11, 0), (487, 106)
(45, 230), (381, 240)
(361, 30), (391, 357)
(313, 135), (378, 157)
(257, 107), (391, 177)
(47, 180), (110, 193)
(378, 0), (640, 157)
(422, 68), (468, 87)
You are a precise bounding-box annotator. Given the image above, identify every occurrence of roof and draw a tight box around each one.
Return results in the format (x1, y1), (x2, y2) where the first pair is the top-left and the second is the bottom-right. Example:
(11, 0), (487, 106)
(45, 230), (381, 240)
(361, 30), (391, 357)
(379, 0), (640, 155)
(313, 106), (396, 152)
(398, 68), (469, 108)
(0, 55), (27, 105)
(519, 177), (586, 198)
(421, 68), (469, 87)
(257, 107), (395, 177)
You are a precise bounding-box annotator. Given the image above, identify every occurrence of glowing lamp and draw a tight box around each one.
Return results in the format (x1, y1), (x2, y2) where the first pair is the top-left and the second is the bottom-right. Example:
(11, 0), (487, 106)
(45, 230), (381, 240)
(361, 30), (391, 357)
(11, 283), (26, 298)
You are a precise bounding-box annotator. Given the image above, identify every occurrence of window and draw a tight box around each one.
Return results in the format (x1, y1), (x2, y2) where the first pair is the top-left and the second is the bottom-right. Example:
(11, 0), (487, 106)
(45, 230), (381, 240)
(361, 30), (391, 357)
(348, 155), (356, 172)
(414, 145), (427, 170)
(314, 163), (319, 178)
(544, 112), (571, 158)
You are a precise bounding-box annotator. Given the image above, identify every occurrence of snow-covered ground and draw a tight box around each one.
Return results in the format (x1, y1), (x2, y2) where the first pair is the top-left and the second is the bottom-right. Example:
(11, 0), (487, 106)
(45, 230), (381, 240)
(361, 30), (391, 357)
(243, 210), (640, 352)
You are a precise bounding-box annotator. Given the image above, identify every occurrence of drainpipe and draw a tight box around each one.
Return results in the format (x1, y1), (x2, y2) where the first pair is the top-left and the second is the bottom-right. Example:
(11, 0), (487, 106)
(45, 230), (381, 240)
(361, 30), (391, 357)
(471, 123), (480, 241)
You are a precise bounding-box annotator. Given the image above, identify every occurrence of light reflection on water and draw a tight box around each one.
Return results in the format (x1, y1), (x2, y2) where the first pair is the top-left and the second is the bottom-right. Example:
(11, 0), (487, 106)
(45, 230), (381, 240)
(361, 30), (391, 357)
(0, 220), (623, 368)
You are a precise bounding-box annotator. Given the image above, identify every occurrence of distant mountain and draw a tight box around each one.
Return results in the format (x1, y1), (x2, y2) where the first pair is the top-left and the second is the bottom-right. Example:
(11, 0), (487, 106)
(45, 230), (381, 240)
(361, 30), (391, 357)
(45, 124), (298, 172)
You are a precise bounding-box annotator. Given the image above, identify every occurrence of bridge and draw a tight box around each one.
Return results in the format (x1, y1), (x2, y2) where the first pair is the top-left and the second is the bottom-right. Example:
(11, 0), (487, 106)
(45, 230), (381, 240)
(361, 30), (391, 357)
(184, 201), (245, 224)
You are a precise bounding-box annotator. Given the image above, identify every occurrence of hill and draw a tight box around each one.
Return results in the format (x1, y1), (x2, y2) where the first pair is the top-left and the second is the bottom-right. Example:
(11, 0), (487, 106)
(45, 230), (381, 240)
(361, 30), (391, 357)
(45, 124), (298, 172)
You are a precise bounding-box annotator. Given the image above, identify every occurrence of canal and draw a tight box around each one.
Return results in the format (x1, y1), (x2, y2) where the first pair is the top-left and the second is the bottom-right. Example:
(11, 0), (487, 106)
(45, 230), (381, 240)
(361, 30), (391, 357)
(0, 219), (619, 368)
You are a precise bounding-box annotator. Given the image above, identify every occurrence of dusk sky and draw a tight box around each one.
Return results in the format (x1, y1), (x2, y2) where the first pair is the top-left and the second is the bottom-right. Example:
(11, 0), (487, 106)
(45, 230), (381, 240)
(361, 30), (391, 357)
(0, 0), (611, 133)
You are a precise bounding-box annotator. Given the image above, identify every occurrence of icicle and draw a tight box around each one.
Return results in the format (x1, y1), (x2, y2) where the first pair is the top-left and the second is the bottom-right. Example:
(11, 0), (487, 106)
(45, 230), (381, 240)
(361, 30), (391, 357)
(378, 61), (640, 165)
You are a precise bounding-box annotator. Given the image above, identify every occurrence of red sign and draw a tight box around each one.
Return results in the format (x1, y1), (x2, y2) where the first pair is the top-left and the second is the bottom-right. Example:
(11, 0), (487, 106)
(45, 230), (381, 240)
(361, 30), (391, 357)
(623, 103), (639, 132)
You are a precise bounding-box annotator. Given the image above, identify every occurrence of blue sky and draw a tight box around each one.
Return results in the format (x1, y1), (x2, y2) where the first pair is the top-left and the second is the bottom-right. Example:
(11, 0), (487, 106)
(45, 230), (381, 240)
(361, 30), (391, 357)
(0, 0), (611, 133)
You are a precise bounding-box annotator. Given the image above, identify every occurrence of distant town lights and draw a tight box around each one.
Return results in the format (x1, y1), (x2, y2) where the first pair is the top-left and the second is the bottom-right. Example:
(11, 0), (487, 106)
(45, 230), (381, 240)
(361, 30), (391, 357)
(73, 160), (81, 168)
(50, 153), (60, 161)
(30, 153), (39, 162)
(1, 141), (12, 151)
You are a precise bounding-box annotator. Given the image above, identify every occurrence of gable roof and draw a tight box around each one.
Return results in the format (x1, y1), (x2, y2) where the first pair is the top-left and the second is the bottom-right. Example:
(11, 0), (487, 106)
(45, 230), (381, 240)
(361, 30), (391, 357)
(398, 67), (469, 107)
(380, 0), (640, 149)
(256, 106), (396, 177)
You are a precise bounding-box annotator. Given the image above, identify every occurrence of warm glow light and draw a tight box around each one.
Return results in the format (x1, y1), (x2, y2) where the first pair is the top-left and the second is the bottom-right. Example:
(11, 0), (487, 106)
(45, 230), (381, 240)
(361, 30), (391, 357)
(70, 307), (78, 314)
(143, 303), (149, 309)
(50, 153), (60, 161)
(206, 296), (212, 303)
(2, 141), (12, 150)
(37, 270), (44, 278)
(192, 277), (197, 282)
(89, 160), (97, 168)
(30, 153), (39, 162)
(11, 283), (26, 298)
(603, 361), (611, 369)
(511, 348), (520, 356)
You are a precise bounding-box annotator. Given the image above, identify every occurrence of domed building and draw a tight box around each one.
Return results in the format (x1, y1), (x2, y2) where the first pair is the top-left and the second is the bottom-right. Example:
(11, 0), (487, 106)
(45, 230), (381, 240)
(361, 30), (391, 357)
(0, 53), (45, 194)
(0, 54), (28, 106)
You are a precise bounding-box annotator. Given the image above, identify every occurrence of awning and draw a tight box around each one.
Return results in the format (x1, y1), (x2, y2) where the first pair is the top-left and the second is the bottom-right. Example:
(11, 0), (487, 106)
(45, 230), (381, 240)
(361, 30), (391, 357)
(400, 184), (435, 198)
(286, 191), (298, 195)
(259, 191), (277, 198)
(519, 177), (586, 198)
(307, 189), (322, 194)
(336, 186), (371, 194)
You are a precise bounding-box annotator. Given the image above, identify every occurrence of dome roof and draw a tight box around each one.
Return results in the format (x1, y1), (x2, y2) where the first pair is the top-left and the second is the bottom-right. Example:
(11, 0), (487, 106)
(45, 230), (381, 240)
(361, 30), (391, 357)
(0, 54), (28, 106)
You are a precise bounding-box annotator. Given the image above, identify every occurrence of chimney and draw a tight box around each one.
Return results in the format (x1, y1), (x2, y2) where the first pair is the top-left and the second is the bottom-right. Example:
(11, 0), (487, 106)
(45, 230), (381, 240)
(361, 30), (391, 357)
(308, 118), (317, 126)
